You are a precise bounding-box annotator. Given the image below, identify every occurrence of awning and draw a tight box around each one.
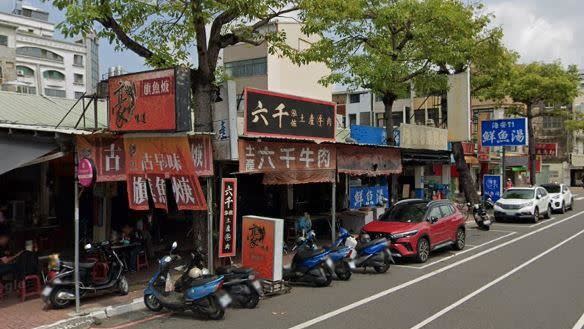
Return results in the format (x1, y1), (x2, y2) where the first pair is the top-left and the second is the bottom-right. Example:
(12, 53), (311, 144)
(401, 149), (452, 165)
(337, 144), (402, 176)
(0, 138), (57, 175)
(262, 170), (335, 185)
(464, 156), (480, 166)
(505, 155), (529, 167)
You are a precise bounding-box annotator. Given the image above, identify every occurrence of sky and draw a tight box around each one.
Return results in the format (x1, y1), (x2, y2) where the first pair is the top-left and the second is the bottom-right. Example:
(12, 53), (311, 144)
(1, 0), (583, 75)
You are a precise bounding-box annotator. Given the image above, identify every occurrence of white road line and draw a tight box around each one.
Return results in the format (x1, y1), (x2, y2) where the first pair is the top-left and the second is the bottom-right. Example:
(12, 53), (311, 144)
(287, 209), (584, 329)
(576, 197), (584, 201)
(496, 216), (557, 229)
(409, 225), (584, 329)
(571, 311), (584, 329)
(395, 231), (517, 270)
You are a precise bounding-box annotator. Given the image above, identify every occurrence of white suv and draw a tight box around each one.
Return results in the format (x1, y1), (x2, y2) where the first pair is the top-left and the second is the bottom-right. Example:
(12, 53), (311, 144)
(494, 187), (552, 223)
(541, 183), (574, 214)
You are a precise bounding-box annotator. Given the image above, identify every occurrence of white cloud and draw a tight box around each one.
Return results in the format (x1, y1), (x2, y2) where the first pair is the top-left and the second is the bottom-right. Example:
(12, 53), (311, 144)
(485, 1), (582, 67)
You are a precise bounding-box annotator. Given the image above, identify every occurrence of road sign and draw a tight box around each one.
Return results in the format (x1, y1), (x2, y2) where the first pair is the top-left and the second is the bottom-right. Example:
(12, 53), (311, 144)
(483, 175), (502, 202)
(480, 118), (528, 147)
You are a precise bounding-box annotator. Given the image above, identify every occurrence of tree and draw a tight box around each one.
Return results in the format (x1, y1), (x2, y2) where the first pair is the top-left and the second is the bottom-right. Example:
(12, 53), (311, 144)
(49, 0), (301, 132)
(300, 0), (489, 145)
(507, 62), (580, 185)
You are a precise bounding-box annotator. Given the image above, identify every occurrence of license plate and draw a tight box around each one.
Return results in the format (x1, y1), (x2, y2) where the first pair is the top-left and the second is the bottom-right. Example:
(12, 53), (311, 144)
(251, 280), (263, 293)
(325, 258), (334, 269)
(218, 293), (232, 308)
(347, 261), (356, 269)
(42, 286), (52, 297)
(484, 220), (492, 225)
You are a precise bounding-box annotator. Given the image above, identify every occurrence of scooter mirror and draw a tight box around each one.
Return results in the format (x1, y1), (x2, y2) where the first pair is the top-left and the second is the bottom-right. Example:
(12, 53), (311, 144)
(84, 243), (92, 250)
(171, 241), (178, 250)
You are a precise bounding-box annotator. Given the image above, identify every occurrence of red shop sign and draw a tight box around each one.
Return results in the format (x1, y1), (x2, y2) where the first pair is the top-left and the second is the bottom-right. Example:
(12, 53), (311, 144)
(219, 178), (238, 258)
(535, 143), (557, 156)
(108, 67), (191, 132)
(77, 158), (95, 187)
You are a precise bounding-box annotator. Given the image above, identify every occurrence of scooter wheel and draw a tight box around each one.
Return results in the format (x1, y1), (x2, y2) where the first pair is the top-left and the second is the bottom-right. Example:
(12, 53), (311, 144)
(374, 253), (391, 273)
(243, 290), (260, 309)
(118, 276), (129, 296)
(49, 287), (72, 309)
(336, 262), (352, 281)
(315, 265), (333, 287)
(144, 294), (163, 312)
(206, 295), (225, 320)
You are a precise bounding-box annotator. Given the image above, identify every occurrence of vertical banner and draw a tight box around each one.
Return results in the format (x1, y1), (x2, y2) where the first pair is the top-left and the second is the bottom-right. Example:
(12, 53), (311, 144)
(219, 178), (237, 258)
(127, 174), (150, 211)
(147, 174), (168, 211)
(447, 70), (471, 142)
(241, 215), (284, 281)
(483, 175), (502, 202)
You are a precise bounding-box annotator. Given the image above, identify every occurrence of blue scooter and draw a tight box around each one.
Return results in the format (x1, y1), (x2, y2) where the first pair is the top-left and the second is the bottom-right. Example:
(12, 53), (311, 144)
(283, 236), (335, 287)
(143, 242), (231, 320)
(304, 230), (353, 281)
(337, 229), (393, 273)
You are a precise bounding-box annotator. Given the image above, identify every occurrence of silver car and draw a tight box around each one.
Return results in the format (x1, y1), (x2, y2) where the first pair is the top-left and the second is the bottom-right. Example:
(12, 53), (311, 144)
(541, 183), (574, 213)
(493, 187), (552, 223)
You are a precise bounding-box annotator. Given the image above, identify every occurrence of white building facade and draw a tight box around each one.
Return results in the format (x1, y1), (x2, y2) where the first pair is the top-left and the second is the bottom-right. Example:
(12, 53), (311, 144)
(0, 3), (99, 99)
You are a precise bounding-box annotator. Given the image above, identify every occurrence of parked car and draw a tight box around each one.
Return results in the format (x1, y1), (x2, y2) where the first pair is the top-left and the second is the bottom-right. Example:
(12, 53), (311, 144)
(361, 199), (466, 263)
(541, 183), (573, 214)
(493, 187), (551, 223)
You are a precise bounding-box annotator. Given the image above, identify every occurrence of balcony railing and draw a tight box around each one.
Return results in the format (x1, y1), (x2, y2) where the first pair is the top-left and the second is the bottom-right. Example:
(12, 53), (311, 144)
(399, 123), (448, 151)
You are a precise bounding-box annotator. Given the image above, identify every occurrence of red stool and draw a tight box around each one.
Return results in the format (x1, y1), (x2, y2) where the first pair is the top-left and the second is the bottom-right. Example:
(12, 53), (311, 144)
(19, 275), (41, 301)
(136, 251), (149, 271)
(92, 262), (109, 282)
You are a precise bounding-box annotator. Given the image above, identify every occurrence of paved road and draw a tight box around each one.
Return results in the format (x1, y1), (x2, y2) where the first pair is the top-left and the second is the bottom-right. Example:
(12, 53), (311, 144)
(92, 196), (584, 329)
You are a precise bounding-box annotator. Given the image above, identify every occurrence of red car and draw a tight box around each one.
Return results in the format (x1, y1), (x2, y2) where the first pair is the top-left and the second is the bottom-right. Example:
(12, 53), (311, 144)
(362, 199), (466, 263)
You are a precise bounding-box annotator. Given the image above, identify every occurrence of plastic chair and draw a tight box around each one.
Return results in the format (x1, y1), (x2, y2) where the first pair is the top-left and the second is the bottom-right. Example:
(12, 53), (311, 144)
(19, 275), (41, 301)
(136, 251), (149, 271)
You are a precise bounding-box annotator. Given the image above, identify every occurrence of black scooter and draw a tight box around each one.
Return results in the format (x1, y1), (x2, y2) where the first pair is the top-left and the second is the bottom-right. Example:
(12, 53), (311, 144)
(471, 198), (494, 231)
(42, 241), (128, 309)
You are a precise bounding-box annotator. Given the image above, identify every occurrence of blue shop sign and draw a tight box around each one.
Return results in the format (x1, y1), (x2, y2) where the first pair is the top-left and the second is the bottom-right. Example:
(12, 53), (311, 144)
(480, 118), (528, 147)
(349, 185), (389, 209)
(350, 125), (386, 145)
(483, 175), (502, 202)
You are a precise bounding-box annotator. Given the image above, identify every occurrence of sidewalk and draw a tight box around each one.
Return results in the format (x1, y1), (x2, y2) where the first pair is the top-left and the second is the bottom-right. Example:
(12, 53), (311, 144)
(0, 270), (152, 329)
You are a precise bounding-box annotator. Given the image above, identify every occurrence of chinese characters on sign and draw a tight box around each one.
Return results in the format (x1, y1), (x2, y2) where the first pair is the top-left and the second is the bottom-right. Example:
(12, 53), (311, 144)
(483, 175), (502, 202)
(536, 143), (558, 156)
(124, 136), (207, 211)
(238, 140), (336, 173)
(219, 179), (237, 258)
(480, 118), (528, 147)
(108, 67), (191, 132)
(244, 88), (336, 141)
(76, 135), (126, 182)
(349, 186), (389, 209)
(188, 135), (214, 177)
(241, 216), (284, 281)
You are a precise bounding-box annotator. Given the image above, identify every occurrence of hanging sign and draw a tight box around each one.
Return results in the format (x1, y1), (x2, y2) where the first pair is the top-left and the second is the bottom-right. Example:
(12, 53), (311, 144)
(77, 158), (96, 187)
(108, 67), (191, 132)
(147, 174), (168, 211)
(188, 135), (214, 176)
(536, 143), (558, 156)
(241, 215), (284, 281)
(483, 175), (502, 202)
(76, 135), (126, 182)
(480, 118), (528, 147)
(244, 88), (336, 141)
(219, 178), (237, 258)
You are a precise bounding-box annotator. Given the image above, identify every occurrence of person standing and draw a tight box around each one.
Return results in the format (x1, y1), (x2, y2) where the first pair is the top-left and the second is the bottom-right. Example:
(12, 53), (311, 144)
(505, 178), (513, 190)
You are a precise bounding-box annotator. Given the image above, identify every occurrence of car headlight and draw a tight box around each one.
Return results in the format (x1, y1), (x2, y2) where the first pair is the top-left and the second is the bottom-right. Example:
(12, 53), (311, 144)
(520, 201), (534, 208)
(552, 195), (561, 200)
(495, 201), (503, 207)
(391, 230), (419, 239)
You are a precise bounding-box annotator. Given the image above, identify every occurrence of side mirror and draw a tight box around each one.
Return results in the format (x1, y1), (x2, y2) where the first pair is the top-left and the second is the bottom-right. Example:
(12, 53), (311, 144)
(536, 195), (541, 200)
(428, 216), (438, 223)
(84, 243), (92, 250)
(171, 241), (178, 251)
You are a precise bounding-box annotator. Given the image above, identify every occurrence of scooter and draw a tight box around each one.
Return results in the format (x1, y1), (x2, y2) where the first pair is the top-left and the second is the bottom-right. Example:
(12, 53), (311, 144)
(190, 248), (262, 308)
(337, 231), (392, 273)
(143, 242), (230, 320)
(304, 230), (353, 281)
(42, 241), (129, 309)
(283, 236), (335, 287)
(470, 197), (494, 231)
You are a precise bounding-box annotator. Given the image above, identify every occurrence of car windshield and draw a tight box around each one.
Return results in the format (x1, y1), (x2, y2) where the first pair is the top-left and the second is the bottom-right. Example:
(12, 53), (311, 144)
(380, 202), (427, 223)
(502, 189), (534, 200)
(542, 185), (561, 193)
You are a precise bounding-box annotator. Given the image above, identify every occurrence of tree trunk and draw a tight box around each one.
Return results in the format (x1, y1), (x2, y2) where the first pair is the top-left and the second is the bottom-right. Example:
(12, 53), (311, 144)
(527, 104), (536, 185)
(441, 94), (479, 204)
(452, 142), (480, 204)
(383, 93), (397, 145)
(191, 69), (214, 133)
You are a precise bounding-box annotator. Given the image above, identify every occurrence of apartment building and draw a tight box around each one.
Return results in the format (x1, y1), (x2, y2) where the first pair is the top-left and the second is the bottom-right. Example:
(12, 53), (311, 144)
(0, 2), (99, 99)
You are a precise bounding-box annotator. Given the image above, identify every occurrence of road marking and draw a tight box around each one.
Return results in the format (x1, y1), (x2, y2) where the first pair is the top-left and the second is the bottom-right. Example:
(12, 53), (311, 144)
(287, 209), (584, 329)
(409, 225), (584, 329)
(576, 197), (584, 201)
(495, 216), (557, 228)
(394, 231), (516, 270)
(571, 311), (584, 329)
(90, 313), (171, 329)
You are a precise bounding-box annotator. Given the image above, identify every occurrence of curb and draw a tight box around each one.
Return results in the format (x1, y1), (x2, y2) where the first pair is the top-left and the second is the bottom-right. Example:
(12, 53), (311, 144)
(34, 298), (146, 329)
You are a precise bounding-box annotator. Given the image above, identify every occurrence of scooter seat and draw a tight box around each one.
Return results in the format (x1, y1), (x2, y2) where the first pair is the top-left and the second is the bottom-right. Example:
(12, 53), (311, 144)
(61, 261), (96, 269)
(294, 248), (327, 260)
(357, 238), (387, 251)
(216, 266), (253, 275)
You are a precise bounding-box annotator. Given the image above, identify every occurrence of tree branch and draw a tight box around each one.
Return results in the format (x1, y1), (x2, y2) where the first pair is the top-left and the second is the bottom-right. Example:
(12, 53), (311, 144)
(97, 15), (154, 59)
(250, 6), (300, 30)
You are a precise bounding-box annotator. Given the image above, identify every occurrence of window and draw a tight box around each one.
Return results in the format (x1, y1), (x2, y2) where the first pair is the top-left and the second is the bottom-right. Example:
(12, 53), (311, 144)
(224, 57), (267, 77)
(375, 95), (383, 102)
(74, 73), (84, 84)
(43, 70), (65, 81)
(543, 116), (562, 129)
(0, 35), (7, 46)
(45, 88), (66, 97)
(16, 66), (34, 77)
(349, 114), (357, 126)
(392, 112), (402, 128)
(427, 206), (442, 220)
(75, 91), (84, 99)
(74, 54), (84, 66)
(17, 85), (36, 95)
(0, 66), (3, 82)
(439, 205), (453, 217)
(376, 113), (384, 127)
(359, 112), (370, 126)
(16, 47), (64, 62)
(349, 93), (361, 103)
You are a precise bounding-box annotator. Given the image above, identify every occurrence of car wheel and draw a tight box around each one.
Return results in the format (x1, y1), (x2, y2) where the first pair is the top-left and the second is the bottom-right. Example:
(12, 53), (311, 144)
(560, 202), (566, 214)
(453, 228), (465, 251)
(569, 198), (574, 210)
(544, 205), (552, 219)
(415, 238), (430, 263)
(532, 207), (540, 223)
